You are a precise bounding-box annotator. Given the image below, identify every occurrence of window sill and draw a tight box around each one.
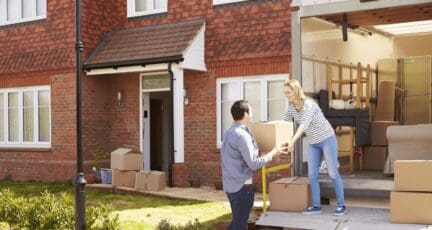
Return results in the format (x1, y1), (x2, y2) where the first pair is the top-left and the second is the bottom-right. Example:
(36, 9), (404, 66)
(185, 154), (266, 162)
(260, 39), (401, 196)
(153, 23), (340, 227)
(128, 12), (167, 22)
(0, 147), (51, 152)
(214, 0), (264, 8)
(0, 18), (46, 29)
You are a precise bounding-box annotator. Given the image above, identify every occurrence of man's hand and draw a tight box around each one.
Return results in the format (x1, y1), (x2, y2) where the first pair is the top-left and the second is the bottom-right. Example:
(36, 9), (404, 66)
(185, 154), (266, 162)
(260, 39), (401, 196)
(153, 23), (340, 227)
(282, 139), (295, 153)
(271, 144), (290, 158)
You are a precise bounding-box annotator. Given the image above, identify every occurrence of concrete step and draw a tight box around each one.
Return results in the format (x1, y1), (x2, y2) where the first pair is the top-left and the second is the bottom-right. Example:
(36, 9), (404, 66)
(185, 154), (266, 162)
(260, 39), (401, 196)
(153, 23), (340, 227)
(320, 177), (394, 199)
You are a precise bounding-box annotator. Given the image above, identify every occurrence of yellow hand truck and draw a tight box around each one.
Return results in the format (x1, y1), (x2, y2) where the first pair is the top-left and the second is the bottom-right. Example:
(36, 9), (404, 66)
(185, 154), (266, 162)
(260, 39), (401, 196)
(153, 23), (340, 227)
(261, 163), (292, 212)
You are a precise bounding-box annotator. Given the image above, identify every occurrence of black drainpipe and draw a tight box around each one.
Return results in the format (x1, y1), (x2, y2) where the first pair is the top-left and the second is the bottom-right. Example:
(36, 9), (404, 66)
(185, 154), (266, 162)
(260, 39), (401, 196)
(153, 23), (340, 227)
(167, 62), (174, 187)
(74, 0), (86, 229)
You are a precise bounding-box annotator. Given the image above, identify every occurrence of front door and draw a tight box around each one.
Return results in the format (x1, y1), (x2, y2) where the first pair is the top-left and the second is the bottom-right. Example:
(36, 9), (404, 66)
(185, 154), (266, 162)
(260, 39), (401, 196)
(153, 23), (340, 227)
(150, 98), (164, 171)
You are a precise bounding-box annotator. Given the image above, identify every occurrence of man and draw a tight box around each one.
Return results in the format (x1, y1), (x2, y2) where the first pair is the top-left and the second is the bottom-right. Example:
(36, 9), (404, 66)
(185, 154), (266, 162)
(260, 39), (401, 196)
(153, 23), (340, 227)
(221, 100), (287, 230)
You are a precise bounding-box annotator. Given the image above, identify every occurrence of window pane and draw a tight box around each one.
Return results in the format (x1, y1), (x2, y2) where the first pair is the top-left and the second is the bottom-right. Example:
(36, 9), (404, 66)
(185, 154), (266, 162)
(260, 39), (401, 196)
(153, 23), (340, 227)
(221, 102), (233, 141)
(0, 94), (3, 141)
(23, 91), (34, 142)
(22, 0), (33, 18)
(221, 82), (241, 142)
(154, 0), (166, 10)
(142, 74), (170, 91)
(135, 0), (147, 12)
(8, 92), (18, 142)
(36, 0), (46, 16)
(38, 90), (50, 142)
(38, 90), (49, 106)
(268, 80), (284, 100)
(244, 81), (261, 122)
(7, 0), (19, 21)
(268, 80), (285, 121)
(221, 82), (240, 101)
(0, 0), (7, 23)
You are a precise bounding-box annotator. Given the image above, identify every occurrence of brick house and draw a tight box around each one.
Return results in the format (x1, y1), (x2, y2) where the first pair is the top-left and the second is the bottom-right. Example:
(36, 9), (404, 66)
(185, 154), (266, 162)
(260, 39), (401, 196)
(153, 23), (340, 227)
(0, 0), (293, 187)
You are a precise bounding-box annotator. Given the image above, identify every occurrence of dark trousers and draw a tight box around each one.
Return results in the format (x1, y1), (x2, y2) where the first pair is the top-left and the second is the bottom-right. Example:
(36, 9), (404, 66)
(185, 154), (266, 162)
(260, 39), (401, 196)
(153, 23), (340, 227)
(226, 185), (254, 230)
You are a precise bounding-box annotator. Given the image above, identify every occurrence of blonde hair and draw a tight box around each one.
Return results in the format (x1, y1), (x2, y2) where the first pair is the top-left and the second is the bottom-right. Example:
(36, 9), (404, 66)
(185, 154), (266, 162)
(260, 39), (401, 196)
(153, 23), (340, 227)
(284, 79), (306, 101)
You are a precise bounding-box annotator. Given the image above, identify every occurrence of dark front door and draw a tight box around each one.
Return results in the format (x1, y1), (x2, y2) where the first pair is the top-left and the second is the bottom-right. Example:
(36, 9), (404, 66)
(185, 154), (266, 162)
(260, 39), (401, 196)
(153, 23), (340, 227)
(150, 99), (163, 171)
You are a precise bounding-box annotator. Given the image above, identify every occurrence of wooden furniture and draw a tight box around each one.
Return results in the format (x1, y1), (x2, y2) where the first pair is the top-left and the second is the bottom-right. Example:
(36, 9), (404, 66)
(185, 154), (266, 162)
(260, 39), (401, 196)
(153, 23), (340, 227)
(303, 56), (374, 172)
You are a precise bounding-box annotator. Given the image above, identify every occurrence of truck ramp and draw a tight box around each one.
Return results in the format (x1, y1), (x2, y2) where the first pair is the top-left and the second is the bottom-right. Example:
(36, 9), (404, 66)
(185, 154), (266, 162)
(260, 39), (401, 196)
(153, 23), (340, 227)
(256, 206), (430, 230)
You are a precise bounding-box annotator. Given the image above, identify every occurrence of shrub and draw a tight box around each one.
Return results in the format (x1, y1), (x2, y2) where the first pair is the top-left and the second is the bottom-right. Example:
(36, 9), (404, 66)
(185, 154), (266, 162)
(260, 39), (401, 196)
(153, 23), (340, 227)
(0, 189), (119, 230)
(157, 218), (203, 230)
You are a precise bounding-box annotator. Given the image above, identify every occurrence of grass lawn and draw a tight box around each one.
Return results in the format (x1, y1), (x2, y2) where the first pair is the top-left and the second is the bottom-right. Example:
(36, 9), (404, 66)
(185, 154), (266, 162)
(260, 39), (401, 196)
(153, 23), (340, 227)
(0, 180), (231, 229)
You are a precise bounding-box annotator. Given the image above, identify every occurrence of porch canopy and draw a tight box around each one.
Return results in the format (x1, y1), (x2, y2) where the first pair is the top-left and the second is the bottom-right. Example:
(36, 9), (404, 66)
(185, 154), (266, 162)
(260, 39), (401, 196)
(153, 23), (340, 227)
(83, 19), (206, 75)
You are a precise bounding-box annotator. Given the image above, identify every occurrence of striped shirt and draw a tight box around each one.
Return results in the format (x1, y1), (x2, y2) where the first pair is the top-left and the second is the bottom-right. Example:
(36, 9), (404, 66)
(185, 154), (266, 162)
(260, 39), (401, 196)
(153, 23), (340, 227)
(283, 99), (334, 144)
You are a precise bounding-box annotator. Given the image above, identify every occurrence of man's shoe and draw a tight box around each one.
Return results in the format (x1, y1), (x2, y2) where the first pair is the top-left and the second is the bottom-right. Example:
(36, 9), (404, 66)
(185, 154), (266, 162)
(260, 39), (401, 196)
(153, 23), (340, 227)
(302, 206), (322, 215)
(333, 206), (348, 216)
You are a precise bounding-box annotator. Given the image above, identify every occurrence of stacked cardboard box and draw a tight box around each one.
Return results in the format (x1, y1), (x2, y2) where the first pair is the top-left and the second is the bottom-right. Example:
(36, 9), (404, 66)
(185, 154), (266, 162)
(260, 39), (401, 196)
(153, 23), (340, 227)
(391, 160), (432, 224)
(135, 171), (166, 191)
(110, 148), (142, 187)
(363, 121), (399, 170)
(365, 81), (399, 171)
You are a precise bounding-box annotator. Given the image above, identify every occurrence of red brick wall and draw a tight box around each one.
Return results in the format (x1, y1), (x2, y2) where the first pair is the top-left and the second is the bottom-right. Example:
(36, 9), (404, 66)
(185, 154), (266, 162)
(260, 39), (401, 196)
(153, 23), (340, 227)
(0, 0), (293, 184)
(0, 1), (75, 74)
(0, 68), (79, 182)
(78, 0), (294, 188)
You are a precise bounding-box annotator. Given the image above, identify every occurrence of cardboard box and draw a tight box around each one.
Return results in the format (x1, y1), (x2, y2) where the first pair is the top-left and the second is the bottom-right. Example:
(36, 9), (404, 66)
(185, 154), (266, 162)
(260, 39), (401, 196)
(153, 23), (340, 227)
(394, 160), (432, 192)
(250, 121), (294, 154)
(269, 177), (311, 212)
(112, 169), (138, 187)
(335, 126), (352, 152)
(391, 191), (432, 225)
(135, 171), (166, 191)
(370, 121), (399, 146)
(363, 146), (387, 171)
(110, 148), (143, 170)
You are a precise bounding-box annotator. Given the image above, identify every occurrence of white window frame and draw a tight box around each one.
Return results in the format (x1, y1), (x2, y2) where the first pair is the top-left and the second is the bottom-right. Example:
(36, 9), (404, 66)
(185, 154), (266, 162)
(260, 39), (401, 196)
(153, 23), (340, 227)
(216, 74), (288, 148)
(0, 86), (51, 148)
(127, 0), (168, 18)
(214, 0), (248, 6)
(0, 0), (47, 26)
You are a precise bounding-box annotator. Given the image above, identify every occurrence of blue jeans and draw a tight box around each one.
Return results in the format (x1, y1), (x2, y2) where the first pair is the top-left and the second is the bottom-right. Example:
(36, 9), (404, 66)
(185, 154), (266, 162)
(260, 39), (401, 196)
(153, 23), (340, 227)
(308, 135), (345, 207)
(226, 185), (254, 230)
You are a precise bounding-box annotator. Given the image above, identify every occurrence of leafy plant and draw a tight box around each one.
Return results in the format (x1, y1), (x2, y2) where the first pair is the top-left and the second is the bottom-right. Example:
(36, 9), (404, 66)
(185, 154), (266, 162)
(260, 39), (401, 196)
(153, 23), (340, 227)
(0, 189), (120, 230)
(157, 218), (203, 230)
(93, 149), (110, 170)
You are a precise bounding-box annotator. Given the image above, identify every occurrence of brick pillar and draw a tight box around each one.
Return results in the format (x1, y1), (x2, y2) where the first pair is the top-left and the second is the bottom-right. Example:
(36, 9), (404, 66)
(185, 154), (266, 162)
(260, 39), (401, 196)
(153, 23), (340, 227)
(171, 163), (190, 188)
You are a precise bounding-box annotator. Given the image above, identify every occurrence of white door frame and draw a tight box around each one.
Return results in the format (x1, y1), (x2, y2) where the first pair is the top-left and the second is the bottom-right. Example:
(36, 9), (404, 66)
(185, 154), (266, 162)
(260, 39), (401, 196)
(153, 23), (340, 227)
(139, 65), (185, 172)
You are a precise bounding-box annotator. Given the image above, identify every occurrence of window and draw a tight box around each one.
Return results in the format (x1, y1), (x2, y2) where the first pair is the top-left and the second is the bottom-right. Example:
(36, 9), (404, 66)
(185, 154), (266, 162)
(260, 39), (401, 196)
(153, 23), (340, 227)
(0, 86), (51, 148)
(127, 0), (167, 18)
(216, 74), (287, 147)
(213, 0), (248, 6)
(0, 0), (46, 26)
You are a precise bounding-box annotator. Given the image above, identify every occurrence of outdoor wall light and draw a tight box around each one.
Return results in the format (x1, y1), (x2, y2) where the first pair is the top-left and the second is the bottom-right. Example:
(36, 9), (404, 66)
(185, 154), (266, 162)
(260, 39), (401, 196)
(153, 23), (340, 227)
(117, 90), (122, 105)
(184, 89), (189, 106)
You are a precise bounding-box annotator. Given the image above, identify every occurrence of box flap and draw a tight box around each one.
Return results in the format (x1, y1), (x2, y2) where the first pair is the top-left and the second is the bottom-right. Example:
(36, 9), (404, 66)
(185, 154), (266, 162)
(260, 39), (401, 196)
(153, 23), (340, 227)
(272, 177), (308, 185)
(111, 148), (133, 156)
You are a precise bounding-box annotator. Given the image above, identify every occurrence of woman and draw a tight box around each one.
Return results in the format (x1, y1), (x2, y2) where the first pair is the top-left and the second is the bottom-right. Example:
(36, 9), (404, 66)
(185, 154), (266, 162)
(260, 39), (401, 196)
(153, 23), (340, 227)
(283, 79), (347, 216)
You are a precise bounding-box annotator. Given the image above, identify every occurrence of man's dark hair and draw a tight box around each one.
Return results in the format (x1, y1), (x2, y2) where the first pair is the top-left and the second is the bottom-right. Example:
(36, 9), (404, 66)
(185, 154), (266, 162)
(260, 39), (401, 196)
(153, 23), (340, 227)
(231, 100), (249, 121)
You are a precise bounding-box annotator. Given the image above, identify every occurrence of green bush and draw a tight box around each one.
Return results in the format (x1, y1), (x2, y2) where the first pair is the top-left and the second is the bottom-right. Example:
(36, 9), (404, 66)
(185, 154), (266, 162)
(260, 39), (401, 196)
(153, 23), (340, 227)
(0, 189), (119, 230)
(157, 218), (203, 230)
